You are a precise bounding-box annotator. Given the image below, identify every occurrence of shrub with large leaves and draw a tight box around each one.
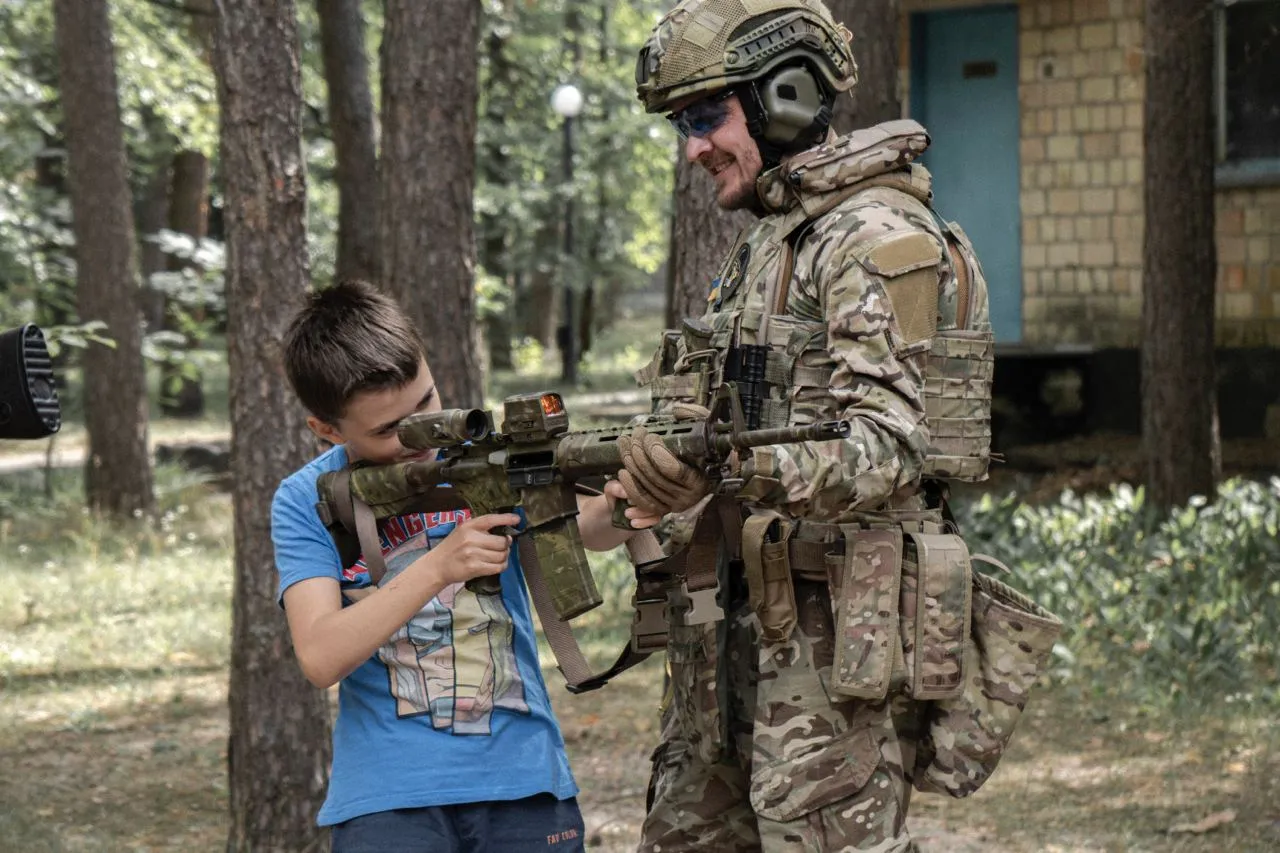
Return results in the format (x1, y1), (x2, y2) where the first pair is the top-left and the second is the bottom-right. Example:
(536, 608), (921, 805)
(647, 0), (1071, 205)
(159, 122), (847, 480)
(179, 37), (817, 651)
(955, 478), (1280, 708)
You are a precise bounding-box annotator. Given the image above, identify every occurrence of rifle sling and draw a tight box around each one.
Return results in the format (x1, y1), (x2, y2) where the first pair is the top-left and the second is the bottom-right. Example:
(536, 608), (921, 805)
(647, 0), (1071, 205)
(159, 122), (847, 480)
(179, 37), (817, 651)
(331, 467), (388, 585)
(517, 533), (665, 694)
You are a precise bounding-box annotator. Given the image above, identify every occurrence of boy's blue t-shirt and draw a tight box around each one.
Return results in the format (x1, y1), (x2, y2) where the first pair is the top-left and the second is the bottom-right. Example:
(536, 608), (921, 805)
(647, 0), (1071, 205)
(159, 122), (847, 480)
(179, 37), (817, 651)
(271, 445), (577, 827)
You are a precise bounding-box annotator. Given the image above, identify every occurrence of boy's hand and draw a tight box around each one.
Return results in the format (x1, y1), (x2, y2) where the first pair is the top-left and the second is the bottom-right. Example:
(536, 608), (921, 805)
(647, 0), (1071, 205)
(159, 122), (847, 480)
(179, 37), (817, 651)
(604, 478), (661, 529)
(429, 513), (520, 585)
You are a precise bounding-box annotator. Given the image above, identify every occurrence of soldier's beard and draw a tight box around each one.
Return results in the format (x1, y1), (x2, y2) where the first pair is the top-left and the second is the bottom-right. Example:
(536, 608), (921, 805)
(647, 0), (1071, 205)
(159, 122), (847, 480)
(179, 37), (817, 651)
(712, 164), (761, 211)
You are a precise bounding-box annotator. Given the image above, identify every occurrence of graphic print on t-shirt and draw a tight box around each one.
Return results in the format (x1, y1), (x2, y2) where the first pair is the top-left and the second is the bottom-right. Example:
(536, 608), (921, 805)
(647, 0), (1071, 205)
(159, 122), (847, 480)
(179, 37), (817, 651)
(344, 510), (529, 734)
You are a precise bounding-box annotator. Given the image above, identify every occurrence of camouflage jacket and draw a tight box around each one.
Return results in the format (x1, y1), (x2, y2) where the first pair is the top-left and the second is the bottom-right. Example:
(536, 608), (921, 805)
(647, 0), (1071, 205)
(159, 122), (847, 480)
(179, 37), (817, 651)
(640, 119), (969, 523)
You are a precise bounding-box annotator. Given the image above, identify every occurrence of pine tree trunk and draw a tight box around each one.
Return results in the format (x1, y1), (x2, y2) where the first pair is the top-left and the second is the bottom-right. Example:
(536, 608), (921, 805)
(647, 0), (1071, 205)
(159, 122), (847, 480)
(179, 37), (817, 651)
(1141, 0), (1218, 509)
(826, 0), (901, 133)
(666, 152), (752, 328)
(212, 2), (333, 850)
(318, 0), (380, 283)
(52, 0), (154, 517)
(381, 0), (483, 407)
(159, 149), (210, 418)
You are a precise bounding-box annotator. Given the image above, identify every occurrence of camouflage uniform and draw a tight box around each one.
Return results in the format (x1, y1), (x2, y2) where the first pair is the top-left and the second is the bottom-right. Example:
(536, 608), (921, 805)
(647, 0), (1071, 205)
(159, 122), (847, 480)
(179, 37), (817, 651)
(636, 118), (959, 853)
(630, 3), (1062, 850)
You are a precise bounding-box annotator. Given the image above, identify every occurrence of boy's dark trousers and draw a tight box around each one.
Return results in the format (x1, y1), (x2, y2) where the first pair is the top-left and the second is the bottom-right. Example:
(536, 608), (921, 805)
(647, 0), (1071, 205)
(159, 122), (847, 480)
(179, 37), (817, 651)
(330, 793), (585, 853)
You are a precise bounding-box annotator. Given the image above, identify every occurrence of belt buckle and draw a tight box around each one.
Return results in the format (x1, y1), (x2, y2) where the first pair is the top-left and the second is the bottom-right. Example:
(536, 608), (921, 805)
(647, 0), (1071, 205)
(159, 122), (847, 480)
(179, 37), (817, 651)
(679, 581), (724, 625)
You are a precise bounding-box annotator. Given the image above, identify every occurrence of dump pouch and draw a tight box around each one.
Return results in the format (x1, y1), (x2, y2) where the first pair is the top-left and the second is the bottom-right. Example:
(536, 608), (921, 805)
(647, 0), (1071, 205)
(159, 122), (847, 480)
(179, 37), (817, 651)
(900, 532), (972, 701)
(828, 526), (902, 700)
(913, 567), (1063, 798)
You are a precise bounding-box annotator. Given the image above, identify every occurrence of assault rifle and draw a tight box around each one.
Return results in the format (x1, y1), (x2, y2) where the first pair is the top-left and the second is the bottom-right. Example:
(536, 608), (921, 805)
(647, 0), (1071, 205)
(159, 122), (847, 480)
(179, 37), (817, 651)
(315, 388), (850, 622)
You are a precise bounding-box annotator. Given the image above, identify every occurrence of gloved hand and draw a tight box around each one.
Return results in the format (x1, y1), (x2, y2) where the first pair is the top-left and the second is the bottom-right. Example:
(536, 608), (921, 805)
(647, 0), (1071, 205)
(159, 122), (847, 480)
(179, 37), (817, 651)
(616, 403), (712, 515)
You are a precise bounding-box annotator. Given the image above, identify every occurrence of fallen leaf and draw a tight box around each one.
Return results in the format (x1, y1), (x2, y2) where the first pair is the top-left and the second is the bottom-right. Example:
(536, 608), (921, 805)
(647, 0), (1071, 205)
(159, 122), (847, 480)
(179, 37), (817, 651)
(1169, 810), (1236, 835)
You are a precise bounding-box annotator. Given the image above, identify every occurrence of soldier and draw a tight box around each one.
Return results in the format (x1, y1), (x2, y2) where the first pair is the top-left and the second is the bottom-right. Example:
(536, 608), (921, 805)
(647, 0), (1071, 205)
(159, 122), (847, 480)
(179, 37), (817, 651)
(616, 1), (1059, 851)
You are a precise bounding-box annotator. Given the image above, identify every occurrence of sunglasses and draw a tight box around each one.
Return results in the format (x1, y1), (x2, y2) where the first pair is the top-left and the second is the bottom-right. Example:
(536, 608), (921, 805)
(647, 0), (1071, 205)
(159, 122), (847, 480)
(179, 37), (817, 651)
(667, 89), (735, 140)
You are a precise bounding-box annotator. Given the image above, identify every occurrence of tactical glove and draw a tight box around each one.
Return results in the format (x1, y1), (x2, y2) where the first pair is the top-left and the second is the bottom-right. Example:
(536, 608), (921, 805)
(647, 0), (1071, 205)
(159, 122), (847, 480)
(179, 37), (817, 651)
(616, 403), (712, 515)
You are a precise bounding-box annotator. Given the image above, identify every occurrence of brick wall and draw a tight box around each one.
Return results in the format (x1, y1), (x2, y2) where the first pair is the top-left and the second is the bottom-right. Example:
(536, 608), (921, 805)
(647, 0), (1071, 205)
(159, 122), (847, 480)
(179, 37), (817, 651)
(901, 0), (1280, 347)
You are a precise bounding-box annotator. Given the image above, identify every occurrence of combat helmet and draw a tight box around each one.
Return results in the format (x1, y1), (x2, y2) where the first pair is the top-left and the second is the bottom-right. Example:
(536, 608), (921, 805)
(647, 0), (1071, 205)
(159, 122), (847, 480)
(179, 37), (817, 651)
(636, 0), (858, 156)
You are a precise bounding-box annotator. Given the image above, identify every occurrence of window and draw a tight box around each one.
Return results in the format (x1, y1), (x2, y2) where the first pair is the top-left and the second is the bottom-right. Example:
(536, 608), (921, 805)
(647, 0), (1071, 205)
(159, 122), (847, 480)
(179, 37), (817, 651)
(1218, 1), (1280, 180)
(1216, 0), (1280, 182)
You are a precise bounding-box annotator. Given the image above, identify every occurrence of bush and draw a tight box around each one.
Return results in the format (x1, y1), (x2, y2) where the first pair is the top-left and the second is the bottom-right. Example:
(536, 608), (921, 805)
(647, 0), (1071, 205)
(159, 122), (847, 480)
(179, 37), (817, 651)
(954, 477), (1280, 709)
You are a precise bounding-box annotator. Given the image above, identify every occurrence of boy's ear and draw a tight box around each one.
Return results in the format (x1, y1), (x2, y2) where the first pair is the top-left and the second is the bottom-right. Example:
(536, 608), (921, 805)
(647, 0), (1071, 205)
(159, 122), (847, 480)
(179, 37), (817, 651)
(307, 415), (344, 447)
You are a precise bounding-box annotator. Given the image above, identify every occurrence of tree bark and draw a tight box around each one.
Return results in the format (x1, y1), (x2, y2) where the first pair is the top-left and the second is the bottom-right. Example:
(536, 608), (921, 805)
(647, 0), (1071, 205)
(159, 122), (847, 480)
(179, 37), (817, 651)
(52, 0), (155, 517)
(317, 0), (379, 283)
(212, 2), (332, 850)
(826, 0), (901, 133)
(380, 0), (483, 408)
(1141, 0), (1219, 510)
(666, 150), (753, 328)
(159, 149), (210, 418)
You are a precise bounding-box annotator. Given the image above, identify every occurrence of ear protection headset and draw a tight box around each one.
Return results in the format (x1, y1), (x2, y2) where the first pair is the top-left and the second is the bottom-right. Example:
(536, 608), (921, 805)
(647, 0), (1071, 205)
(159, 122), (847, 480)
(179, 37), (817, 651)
(738, 63), (835, 168)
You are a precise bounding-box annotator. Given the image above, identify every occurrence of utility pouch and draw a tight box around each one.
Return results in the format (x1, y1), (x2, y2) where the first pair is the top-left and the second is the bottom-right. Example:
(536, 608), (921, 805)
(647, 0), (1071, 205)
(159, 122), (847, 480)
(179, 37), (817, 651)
(914, 567), (1063, 798)
(743, 513), (796, 643)
(900, 532), (972, 701)
(828, 526), (903, 700)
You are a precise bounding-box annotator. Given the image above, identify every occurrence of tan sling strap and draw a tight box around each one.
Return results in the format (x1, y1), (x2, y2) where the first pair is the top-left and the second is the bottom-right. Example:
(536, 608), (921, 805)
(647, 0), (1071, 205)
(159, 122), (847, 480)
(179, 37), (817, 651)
(330, 467), (389, 585)
(518, 529), (671, 694)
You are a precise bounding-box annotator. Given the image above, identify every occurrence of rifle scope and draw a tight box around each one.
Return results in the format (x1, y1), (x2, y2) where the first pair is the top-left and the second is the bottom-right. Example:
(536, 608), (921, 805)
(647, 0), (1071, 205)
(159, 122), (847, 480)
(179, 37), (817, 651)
(0, 324), (61, 440)
(398, 408), (491, 450)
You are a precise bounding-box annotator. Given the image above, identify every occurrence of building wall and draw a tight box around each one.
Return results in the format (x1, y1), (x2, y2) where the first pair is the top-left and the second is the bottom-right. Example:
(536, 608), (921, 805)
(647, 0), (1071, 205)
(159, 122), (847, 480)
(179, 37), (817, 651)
(901, 0), (1280, 347)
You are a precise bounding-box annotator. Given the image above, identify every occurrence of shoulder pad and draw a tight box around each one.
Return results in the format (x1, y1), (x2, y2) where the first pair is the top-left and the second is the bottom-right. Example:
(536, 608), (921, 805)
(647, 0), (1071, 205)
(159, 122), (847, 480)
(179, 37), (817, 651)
(856, 231), (943, 278)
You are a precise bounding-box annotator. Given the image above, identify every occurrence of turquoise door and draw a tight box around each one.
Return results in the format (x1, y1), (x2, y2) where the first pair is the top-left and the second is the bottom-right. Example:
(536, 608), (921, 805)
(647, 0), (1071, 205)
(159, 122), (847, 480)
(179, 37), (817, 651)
(911, 6), (1022, 342)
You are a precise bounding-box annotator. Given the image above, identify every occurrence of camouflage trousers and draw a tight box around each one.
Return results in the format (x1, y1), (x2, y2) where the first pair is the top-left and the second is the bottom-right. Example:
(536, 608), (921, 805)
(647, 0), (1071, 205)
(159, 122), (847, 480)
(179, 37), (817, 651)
(638, 576), (923, 853)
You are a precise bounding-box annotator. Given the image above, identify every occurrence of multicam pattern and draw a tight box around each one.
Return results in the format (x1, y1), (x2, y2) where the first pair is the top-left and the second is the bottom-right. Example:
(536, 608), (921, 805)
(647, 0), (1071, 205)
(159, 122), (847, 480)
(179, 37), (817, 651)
(693, 121), (944, 522)
(636, 116), (1060, 850)
(641, 581), (919, 852)
(899, 533), (971, 701)
(913, 572), (1062, 798)
(830, 528), (902, 698)
(635, 0), (857, 113)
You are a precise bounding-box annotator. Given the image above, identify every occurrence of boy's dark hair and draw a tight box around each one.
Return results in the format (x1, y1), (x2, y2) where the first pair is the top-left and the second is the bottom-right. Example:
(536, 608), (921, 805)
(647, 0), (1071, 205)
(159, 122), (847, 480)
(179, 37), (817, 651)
(283, 280), (425, 424)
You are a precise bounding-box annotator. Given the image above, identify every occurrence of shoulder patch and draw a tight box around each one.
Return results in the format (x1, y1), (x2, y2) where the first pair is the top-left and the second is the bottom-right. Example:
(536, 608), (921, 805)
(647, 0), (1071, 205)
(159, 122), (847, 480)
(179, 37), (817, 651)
(857, 231), (943, 278)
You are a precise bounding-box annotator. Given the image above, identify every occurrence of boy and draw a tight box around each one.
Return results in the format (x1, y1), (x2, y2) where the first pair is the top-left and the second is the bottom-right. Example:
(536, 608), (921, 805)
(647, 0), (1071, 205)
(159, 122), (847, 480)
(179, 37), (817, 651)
(271, 280), (652, 852)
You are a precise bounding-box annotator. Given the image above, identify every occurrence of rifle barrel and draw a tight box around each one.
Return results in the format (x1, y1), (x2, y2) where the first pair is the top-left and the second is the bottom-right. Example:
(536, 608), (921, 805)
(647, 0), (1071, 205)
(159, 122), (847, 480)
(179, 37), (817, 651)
(714, 419), (851, 454)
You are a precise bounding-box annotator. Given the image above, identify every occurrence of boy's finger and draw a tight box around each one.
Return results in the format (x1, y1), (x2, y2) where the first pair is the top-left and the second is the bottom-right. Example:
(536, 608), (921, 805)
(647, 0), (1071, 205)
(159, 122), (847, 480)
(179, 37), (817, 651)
(467, 513), (522, 531)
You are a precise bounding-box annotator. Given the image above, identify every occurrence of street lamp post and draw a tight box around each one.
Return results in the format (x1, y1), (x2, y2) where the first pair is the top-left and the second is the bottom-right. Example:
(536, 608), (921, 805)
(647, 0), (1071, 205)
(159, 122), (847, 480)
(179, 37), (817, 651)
(551, 83), (583, 385)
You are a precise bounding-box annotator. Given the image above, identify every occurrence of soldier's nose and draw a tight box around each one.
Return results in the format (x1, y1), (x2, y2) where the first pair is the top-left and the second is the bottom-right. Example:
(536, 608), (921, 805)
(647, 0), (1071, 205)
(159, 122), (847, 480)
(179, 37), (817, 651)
(685, 135), (713, 163)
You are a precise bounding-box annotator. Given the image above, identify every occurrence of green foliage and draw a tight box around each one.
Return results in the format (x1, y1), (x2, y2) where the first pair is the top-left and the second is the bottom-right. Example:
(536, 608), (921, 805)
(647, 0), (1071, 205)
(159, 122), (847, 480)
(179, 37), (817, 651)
(476, 0), (673, 306)
(955, 478), (1280, 709)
